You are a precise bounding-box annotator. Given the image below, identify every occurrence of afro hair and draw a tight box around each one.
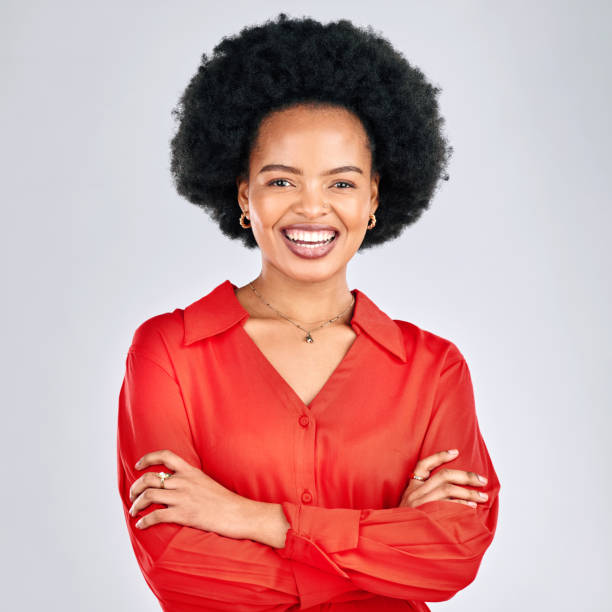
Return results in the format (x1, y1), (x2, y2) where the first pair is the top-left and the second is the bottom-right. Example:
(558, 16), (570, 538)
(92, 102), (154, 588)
(170, 12), (453, 250)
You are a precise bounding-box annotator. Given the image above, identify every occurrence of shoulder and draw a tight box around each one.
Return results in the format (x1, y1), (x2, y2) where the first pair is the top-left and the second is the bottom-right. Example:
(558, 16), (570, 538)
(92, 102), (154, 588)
(125, 278), (235, 362)
(393, 318), (465, 367)
(130, 309), (185, 349)
(127, 308), (186, 374)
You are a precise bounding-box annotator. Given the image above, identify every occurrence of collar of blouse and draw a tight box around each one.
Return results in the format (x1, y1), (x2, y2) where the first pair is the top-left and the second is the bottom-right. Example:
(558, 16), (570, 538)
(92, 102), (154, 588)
(183, 279), (409, 363)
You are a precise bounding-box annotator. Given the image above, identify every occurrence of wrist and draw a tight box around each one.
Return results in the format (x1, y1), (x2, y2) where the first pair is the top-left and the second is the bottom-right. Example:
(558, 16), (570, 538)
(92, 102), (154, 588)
(244, 500), (290, 549)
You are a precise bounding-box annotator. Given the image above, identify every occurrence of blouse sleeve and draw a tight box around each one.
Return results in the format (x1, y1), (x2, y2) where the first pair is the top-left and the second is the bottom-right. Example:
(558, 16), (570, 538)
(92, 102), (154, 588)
(116, 321), (299, 610)
(274, 345), (501, 608)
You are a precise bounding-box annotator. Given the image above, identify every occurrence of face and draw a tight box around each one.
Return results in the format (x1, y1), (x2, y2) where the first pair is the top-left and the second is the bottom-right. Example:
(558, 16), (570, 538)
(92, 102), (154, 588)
(236, 104), (379, 283)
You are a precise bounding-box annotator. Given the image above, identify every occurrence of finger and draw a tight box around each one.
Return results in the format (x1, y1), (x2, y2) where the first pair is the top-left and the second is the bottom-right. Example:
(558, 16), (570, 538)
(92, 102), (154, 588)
(412, 449), (460, 479)
(130, 487), (175, 517)
(129, 471), (179, 502)
(135, 507), (175, 530)
(413, 485), (487, 507)
(135, 449), (188, 473)
(439, 482), (489, 504)
(410, 467), (487, 499)
(410, 480), (489, 508)
(447, 498), (478, 508)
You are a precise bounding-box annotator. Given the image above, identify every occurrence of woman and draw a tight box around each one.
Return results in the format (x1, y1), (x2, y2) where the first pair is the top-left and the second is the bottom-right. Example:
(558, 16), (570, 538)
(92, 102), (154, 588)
(117, 13), (500, 612)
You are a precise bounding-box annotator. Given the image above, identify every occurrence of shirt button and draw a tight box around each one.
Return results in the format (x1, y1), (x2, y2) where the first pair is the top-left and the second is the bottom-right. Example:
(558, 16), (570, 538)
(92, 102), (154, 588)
(301, 490), (313, 504)
(298, 415), (310, 427)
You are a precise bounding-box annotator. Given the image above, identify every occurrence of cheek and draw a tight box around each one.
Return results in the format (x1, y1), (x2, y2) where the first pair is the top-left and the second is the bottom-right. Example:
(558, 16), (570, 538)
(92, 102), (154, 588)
(337, 201), (370, 232)
(249, 192), (286, 227)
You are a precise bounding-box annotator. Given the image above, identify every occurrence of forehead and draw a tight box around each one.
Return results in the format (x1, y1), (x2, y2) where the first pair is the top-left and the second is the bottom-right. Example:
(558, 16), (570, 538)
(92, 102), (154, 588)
(252, 104), (370, 159)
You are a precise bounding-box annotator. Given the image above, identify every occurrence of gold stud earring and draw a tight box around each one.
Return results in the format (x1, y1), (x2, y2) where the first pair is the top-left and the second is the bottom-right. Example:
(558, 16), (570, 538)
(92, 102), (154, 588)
(239, 211), (251, 228)
(366, 212), (376, 230)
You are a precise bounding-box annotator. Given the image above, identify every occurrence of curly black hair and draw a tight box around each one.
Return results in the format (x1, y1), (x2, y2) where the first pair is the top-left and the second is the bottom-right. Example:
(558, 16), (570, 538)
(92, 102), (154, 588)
(170, 13), (453, 250)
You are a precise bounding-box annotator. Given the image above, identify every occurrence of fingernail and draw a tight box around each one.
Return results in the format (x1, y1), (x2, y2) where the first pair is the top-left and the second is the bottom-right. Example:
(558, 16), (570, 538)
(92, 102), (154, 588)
(479, 492), (488, 499)
(478, 475), (488, 483)
(468, 501), (477, 508)
(135, 519), (143, 528)
(447, 449), (459, 455)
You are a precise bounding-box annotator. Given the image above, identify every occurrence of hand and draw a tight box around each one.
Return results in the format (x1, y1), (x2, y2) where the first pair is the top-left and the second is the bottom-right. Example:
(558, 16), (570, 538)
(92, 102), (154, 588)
(399, 449), (488, 509)
(128, 449), (254, 539)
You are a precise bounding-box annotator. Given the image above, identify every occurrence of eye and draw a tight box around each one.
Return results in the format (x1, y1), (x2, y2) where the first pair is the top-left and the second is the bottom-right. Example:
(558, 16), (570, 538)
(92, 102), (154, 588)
(268, 179), (292, 187)
(333, 181), (355, 189)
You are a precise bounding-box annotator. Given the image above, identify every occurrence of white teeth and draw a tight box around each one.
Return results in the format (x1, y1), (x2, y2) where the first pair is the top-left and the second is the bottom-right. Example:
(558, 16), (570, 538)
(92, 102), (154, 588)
(295, 242), (329, 249)
(284, 229), (336, 243)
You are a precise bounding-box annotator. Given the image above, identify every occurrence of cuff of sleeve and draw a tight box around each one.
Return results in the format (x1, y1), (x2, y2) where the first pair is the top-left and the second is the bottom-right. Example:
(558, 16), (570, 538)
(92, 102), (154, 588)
(275, 502), (361, 609)
(276, 501), (361, 579)
(287, 560), (358, 610)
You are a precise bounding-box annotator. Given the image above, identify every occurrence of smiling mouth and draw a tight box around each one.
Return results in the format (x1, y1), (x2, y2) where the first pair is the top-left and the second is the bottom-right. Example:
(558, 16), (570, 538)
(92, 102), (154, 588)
(280, 228), (339, 259)
(283, 230), (338, 248)
(282, 229), (337, 246)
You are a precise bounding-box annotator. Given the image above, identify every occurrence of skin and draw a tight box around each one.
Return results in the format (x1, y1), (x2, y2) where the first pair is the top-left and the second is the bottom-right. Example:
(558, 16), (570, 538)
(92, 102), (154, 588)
(128, 104), (488, 548)
(235, 103), (380, 319)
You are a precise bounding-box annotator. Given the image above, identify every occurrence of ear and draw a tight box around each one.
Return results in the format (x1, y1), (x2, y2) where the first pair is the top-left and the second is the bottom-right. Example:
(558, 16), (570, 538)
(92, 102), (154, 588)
(370, 171), (380, 214)
(236, 174), (249, 210)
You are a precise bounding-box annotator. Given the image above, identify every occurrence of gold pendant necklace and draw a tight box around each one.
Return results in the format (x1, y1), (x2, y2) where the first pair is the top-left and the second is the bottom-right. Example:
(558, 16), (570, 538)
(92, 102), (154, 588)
(249, 282), (355, 343)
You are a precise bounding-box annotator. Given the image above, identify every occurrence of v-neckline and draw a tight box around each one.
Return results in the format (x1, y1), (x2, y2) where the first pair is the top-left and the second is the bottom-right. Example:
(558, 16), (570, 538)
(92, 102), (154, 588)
(229, 283), (363, 413)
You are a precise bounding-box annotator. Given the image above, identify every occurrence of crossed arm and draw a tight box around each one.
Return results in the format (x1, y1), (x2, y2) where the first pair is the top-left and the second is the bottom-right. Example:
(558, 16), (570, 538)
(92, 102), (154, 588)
(117, 335), (500, 610)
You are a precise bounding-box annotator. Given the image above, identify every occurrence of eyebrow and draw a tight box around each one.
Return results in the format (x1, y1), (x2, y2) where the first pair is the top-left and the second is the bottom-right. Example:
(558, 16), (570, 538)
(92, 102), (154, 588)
(258, 164), (363, 176)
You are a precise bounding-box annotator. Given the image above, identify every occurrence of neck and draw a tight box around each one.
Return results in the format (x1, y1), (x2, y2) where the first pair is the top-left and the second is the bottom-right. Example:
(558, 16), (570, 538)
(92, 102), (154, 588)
(241, 266), (354, 325)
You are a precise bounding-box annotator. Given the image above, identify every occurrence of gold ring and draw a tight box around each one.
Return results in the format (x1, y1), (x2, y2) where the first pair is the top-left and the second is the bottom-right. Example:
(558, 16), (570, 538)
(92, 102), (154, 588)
(157, 472), (172, 488)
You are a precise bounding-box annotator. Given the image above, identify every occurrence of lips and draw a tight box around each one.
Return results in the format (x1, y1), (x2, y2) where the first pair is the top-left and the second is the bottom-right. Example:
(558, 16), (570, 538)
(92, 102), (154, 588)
(280, 226), (339, 259)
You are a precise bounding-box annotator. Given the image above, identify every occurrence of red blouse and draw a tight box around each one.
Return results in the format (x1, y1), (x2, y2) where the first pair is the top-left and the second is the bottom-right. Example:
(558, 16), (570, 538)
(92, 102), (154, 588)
(116, 279), (500, 611)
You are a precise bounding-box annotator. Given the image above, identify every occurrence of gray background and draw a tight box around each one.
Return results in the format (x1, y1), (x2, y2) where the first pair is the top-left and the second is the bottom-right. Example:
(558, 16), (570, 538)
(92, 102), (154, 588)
(2, 1), (610, 610)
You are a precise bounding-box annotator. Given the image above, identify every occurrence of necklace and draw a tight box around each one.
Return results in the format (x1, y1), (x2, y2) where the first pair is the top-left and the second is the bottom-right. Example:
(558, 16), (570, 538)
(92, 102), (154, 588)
(248, 282), (355, 343)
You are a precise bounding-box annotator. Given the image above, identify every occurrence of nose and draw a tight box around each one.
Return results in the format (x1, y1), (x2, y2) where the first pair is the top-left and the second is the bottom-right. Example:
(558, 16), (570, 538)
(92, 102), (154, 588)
(294, 183), (330, 218)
